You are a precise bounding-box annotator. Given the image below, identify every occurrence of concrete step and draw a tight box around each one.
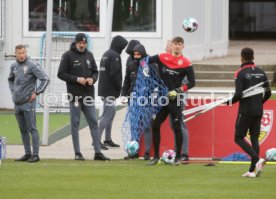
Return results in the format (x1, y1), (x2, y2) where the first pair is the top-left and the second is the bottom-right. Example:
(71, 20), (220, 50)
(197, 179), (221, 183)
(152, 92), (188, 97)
(193, 63), (275, 87)
(195, 71), (275, 80)
(193, 64), (276, 72)
(196, 79), (234, 87)
(196, 79), (274, 87)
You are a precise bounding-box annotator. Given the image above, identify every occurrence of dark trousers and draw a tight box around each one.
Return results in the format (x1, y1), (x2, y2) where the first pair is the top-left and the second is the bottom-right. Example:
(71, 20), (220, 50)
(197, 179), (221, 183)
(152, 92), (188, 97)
(152, 99), (183, 159)
(235, 114), (262, 172)
(69, 101), (101, 154)
(15, 101), (39, 156)
(98, 99), (116, 142)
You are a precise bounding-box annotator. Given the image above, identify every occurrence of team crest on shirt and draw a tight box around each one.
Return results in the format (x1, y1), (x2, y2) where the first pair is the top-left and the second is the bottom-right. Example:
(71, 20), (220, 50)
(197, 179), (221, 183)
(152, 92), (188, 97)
(178, 59), (183, 65)
(86, 59), (90, 66)
(23, 65), (28, 73)
(245, 110), (273, 145)
(13, 67), (18, 73)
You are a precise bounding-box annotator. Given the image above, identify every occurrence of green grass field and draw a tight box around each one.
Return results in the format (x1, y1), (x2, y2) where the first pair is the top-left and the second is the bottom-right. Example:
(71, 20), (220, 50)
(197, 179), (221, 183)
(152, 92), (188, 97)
(0, 113), (70, 144)
(0, 159), (276, 199)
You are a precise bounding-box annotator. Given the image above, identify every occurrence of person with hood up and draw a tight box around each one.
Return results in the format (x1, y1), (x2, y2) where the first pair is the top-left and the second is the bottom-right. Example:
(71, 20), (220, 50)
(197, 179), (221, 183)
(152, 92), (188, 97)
(58, 33), (110, 161)
(120, 40), (141, 102)
(121, 43), (155, 160)
(98, 35), (128, 149)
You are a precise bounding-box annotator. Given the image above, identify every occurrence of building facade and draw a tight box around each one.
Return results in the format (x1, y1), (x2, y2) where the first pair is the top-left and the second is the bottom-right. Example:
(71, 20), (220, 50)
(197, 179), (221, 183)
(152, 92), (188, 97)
(7, 0), (276, 109)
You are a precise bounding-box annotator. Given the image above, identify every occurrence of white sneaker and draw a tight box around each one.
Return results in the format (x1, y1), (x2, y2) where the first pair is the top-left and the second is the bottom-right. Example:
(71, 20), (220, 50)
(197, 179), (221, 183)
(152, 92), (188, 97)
(255, 158), (266, 177)
(242, 171), (256, 178)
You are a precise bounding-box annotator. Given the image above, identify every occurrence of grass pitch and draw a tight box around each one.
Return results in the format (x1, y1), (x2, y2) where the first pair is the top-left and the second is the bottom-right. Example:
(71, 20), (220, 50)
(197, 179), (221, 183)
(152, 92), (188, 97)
(0, 159), (276, 199)
(0, 112), (69, 144)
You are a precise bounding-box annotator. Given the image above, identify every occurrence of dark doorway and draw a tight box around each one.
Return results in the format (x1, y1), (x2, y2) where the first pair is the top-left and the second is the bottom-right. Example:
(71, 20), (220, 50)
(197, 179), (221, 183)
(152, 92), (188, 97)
(229, 0), (276, 40)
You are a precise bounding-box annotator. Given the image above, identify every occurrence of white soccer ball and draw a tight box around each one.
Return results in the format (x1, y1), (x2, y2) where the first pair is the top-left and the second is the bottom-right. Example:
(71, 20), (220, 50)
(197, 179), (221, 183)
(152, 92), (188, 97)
(265, 148), (276, 161)
(182, 17), (198, 32)
(124, 141), (139, 156)
(161, 150), (176, 164)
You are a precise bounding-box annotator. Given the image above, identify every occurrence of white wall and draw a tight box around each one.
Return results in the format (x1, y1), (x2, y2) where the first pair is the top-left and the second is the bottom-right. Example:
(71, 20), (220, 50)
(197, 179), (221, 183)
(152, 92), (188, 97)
(172, 0), (229, 60)
(0, 0), (229, 109)
(0, 59), (14, 109)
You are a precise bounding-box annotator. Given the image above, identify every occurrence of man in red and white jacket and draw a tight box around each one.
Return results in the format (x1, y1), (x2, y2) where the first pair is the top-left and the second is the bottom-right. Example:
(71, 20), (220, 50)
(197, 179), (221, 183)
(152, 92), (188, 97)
(148, 36), (195, 165)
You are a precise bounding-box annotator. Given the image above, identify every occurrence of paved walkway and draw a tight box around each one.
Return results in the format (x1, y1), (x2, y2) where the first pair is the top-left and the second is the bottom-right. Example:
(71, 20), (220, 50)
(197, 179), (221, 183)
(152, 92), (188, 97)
(6, 107), (128, 160)
(5, 40), (276, 160)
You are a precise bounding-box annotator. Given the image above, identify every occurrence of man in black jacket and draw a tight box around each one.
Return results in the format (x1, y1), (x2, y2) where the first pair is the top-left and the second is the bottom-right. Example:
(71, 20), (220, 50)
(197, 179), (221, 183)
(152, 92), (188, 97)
(98, 35), (128, 149)
(58, 33), (110, 161)
(227, 47), (271, 177)
(121, 40), (140, 100)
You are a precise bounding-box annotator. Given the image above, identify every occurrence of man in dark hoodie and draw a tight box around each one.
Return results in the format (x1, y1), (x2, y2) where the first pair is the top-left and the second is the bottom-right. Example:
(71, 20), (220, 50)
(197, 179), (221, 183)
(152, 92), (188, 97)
(58, 33), (110, 161)
(121, 40), (140, 101)
(121, 41), (153, 160)
(98, 35), (128, 149)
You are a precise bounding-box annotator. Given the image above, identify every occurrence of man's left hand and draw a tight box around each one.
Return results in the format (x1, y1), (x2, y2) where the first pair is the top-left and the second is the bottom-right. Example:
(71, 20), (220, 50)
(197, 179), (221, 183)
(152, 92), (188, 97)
(86, 78), (94, 85)
(29, 92), (37, 102)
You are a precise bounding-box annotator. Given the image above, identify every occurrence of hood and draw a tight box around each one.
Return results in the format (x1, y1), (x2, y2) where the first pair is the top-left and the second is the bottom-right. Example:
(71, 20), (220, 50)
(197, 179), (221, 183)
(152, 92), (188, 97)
(110, 35), (128, 54)
(125, 40), (141, 55)
(132, 44), (147, 59)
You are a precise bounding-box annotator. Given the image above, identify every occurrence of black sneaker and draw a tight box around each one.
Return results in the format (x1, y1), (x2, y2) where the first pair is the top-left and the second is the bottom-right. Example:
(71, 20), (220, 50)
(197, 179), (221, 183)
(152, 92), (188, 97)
(173, 157), (181, 166)
(143, 153), (150, 160)
(147, 158), (161, 166)
(94, 153), (110, 161)
(27, 155), (40, 163)
(181, 154), (189, 161)
(124, 153), (139, 160)
(181, 154), (189, 165)
(104, 140), (120, 148)
(100, 143), (108, 150)
(75, 153), (85, 161)
(15, 154), (32, 161)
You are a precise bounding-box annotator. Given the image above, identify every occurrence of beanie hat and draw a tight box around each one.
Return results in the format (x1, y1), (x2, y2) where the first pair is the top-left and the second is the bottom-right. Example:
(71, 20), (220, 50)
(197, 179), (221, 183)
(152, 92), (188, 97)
(75, 33), (87, 43)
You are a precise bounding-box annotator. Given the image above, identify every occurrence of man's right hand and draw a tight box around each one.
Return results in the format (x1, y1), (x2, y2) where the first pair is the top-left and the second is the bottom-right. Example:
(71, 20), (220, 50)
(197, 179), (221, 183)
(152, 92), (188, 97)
(77, 77), (87, 85)
(167, 88), (183, 101)
(120, 96), (128, 104)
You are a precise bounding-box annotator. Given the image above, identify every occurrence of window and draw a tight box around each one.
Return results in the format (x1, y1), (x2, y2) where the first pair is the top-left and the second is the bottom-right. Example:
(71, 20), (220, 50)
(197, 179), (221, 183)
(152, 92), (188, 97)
(113, 0), (156, 32)
(24, 0), (161, 37)
(24, 0), (106, 37)
(230, 0), (276, 39)
(112, 0), (161, 37)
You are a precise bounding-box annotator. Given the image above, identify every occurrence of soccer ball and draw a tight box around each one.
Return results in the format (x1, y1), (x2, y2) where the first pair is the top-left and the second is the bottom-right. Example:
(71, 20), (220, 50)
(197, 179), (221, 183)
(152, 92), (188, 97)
(182, 17), (198, 32)
(161, 150), (176, 164)
(265, 148), (276, 161)
(125, 141), (139, 156)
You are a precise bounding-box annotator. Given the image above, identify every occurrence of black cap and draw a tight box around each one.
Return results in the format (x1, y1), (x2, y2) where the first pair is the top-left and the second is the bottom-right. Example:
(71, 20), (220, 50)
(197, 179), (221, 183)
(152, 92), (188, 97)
(75, 33), (87, 43)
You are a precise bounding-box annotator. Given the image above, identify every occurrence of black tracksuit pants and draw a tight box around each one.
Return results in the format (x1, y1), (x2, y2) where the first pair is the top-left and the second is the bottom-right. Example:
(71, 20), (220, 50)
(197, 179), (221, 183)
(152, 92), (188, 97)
(235, 114), (262, 172)
(152, 99), (183, 159)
